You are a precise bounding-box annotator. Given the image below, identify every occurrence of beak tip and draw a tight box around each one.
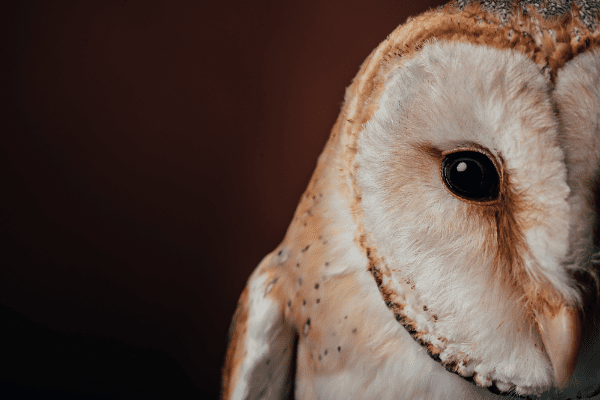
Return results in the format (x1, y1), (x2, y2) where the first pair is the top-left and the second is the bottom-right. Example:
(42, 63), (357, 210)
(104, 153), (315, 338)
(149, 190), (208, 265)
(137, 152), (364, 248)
(537, 305), (582, 391)
(553, 366), (574, 389)
(551, 341), (579, 390)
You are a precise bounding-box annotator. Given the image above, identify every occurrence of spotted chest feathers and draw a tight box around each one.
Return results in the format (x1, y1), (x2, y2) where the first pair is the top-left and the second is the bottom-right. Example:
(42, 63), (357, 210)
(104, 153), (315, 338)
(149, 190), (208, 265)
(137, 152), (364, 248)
(257, 155), (364, 379)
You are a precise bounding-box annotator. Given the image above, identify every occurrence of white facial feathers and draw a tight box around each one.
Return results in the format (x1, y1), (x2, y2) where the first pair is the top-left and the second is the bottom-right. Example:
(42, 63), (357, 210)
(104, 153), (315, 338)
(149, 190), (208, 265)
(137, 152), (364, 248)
(355, 41), (595, 394)
(359, 40), (573, 301)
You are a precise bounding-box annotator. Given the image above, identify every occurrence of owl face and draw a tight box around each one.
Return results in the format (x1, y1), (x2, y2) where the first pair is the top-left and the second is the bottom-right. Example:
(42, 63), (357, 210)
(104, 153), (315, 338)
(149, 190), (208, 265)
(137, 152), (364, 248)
(343, 4), (600, 395)
(355, 39), (581, 394)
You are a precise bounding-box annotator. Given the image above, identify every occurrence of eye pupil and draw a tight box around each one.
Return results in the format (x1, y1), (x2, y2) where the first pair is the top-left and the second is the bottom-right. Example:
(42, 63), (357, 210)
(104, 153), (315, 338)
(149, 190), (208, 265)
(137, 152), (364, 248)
(441, 151), (499, 201)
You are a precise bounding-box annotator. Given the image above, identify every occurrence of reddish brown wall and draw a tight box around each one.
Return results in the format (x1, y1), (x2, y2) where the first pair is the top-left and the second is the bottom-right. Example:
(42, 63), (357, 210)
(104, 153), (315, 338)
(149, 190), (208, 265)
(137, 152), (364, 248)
(4, 1), (447, 398)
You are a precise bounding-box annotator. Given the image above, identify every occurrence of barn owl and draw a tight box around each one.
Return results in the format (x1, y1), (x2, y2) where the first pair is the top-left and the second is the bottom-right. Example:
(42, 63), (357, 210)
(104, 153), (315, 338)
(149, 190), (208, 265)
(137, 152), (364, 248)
(222, 0), (600, 398)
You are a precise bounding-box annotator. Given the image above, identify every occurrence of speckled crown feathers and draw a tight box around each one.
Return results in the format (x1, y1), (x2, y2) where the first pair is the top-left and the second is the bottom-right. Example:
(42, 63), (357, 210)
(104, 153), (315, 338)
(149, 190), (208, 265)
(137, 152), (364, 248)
(452, 0), (599, 30)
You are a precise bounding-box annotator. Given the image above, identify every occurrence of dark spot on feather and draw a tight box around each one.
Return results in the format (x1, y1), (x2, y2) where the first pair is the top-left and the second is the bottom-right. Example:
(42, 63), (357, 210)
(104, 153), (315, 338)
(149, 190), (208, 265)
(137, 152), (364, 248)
(277, 250), (282, 256)
(444, 360), (457, 372)
(316, 298), (320, 303)
(338, 346), (341, 352)
(266, 359), (270, 365)
(296, 263), (300, 268)
(318, 355), (322, 361)
(344, 316), (347, 319)
(298, 277), (303, 285)
(324, 349), (328, 355)
(315, 283), (320, 289)
(352, 328), (357, 334)
(325, 262), (329, 266)
(288, 300), (291, 307)
(423, 305), (428, 311)
(303, 300), (306, 306)
(303, 319), (311, 336)
(302, 245), (310, 252)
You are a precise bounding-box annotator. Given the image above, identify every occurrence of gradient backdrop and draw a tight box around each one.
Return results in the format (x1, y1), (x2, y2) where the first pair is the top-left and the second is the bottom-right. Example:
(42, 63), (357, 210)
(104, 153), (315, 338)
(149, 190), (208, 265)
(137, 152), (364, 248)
(5, 1), (448, 398)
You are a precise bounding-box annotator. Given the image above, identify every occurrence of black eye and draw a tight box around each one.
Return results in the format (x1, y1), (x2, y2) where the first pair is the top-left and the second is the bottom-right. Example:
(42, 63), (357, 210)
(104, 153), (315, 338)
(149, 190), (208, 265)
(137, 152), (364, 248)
(441, 151), (500, 201)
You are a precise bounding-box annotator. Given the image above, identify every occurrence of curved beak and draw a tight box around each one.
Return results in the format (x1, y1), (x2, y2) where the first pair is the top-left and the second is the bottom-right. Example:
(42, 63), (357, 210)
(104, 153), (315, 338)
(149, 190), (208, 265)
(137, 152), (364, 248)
(536, 305), (582, 389)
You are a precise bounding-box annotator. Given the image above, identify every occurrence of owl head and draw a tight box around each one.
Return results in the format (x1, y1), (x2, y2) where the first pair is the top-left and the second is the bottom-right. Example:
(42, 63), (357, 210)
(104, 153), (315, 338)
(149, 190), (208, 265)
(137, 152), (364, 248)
(335, 0), (600, 396)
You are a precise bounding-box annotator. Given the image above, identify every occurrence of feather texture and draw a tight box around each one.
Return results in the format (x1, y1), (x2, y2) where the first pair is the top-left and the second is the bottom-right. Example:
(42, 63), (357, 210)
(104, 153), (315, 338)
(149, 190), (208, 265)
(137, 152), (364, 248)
(223, 1), (600, 398)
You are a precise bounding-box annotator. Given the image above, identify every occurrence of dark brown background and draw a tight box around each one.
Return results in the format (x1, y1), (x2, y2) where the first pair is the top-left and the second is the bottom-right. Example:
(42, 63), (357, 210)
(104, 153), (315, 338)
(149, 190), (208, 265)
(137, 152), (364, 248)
(5, 1), (447, 398)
